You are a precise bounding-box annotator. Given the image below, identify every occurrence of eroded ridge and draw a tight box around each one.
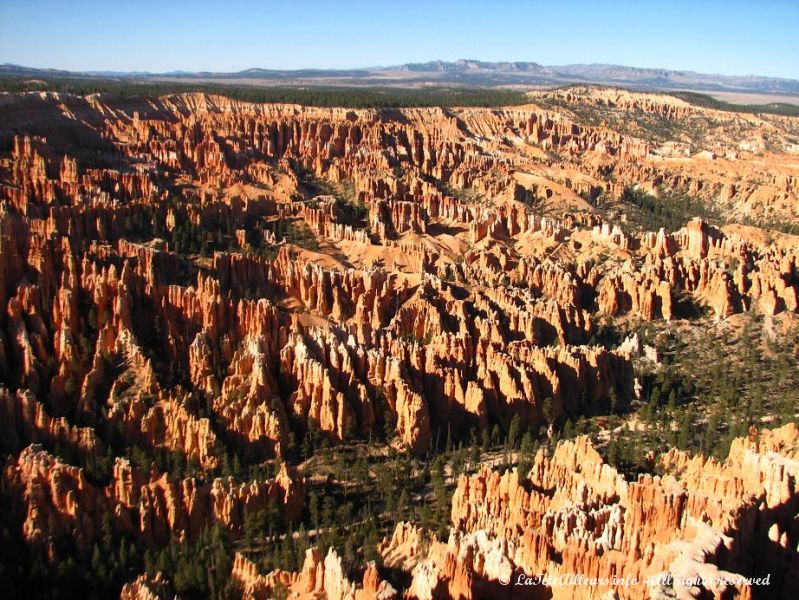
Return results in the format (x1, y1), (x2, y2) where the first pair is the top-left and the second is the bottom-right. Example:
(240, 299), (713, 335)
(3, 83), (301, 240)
(0, 88), (797, 598)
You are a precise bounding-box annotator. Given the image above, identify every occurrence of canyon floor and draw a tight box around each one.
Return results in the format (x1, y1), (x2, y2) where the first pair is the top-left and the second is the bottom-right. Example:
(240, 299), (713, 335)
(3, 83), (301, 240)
(0, 85), (798, 599)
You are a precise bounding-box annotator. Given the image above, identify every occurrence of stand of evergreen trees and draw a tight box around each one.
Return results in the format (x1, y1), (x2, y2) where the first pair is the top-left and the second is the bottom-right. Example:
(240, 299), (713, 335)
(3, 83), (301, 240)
(0, 77), (530, 108)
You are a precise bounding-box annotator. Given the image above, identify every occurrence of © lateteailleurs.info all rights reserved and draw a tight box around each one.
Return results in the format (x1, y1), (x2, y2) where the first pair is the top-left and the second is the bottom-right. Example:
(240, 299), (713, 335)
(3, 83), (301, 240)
(500, 572), (773, 589)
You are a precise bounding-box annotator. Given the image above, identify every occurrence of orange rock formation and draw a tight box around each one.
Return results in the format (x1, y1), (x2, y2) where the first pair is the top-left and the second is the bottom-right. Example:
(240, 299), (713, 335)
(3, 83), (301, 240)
(1, 87), (798, 598)
(380, 425), (799, 600)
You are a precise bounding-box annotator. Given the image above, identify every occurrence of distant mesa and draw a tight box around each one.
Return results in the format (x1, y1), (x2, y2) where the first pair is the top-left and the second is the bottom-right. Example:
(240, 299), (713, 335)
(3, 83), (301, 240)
(2, 59), (799, 96)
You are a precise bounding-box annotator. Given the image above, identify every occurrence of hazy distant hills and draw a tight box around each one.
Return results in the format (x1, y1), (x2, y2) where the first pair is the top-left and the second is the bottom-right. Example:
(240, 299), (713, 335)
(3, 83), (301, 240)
(396, 60), (551, 73)
(387, 60), (799, 94)
(2, 59), (799, 95)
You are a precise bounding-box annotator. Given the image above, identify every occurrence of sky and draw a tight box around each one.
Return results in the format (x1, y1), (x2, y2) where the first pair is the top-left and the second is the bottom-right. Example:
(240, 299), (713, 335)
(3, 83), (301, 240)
(1, 0), (798, 79)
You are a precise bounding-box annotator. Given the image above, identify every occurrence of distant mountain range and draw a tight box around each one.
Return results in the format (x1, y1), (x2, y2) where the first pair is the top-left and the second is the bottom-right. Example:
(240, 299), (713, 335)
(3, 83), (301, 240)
(3, 59), (799, 96)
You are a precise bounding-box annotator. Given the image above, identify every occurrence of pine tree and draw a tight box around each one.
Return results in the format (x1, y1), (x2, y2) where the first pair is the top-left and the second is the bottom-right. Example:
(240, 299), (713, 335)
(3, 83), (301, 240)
(309, 492), (320, 531)
(398, 488), (409, 519)
(677, 407), (693, 450)
(609, 387), (620, 415)
(144, 548), (155, 576)
(481, 428), (491, 452)
(491, 424), (502, 447)
(667, 389), (677, 412)
(91, 544), (104, 582)
(506, 414), (521, 449)
(542, 397), (554, 425)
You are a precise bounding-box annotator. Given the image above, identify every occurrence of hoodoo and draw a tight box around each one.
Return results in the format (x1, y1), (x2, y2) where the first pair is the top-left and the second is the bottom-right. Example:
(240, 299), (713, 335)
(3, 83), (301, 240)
(1, 51), (798, 600)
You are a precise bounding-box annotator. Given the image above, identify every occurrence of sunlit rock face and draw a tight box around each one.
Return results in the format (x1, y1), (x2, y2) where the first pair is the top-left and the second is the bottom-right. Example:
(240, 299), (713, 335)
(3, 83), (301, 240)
(1, 87), (798, 599)
(385, 426), (799, 600)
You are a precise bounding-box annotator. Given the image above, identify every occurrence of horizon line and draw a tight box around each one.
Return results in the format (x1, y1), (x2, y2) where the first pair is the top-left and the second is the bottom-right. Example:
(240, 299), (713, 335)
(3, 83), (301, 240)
(2, 59), (798, 84)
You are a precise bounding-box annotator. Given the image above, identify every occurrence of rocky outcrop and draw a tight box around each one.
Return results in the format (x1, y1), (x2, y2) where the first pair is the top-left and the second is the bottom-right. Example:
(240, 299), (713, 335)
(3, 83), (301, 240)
(2, 444), (304, 552)
(112, 394), (221, 470)
(1, 88), (798, 599)
(119, 573), (169, 600)
(370, 199), (428, 239)
(232, 548), (397, 600)
(387, 426), (799, 599)
(0, 386), (102, 457)
(1, 94), (795, 468)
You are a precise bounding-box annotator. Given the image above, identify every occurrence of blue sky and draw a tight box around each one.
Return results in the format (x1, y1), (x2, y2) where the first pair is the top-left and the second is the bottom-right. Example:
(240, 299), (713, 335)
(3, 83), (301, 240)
(1, 0), (797, 78)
